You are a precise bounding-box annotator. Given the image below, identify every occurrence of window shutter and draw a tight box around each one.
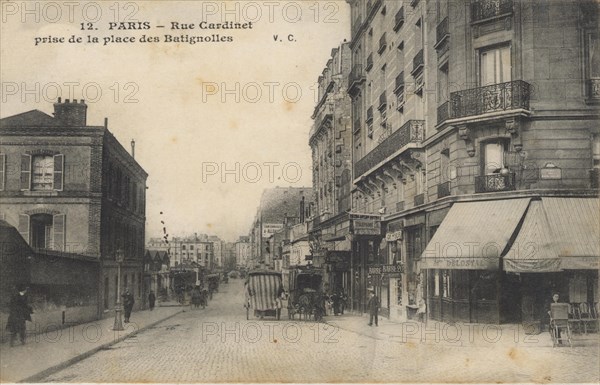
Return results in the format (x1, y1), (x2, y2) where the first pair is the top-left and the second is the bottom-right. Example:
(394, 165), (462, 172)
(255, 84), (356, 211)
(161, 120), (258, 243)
(53, 154), (64, 191)
(0, 154), (5, 190)
(53, 213), (66, 251)
(18, 214), (30, 244)
(20, 154), (31, 190)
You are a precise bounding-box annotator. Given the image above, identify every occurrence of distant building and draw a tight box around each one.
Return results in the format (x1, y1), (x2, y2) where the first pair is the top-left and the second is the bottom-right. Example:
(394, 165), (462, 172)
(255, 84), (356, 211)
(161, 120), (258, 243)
(248, 187), (313, 268)
(235, 236), (251, 268)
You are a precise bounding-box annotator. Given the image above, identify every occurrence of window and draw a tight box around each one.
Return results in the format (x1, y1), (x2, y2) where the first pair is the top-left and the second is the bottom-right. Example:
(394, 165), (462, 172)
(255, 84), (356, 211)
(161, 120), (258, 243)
(480, 45), (511, 86)
(593, 134), (600, 168)
(483, 140), (508, 175)
(19, 213), (65, 250)
(190, 245), (194, 250)
(182, 245), (186, 250)
(21, 153), (64, 191)
(0, 154), (5, 190)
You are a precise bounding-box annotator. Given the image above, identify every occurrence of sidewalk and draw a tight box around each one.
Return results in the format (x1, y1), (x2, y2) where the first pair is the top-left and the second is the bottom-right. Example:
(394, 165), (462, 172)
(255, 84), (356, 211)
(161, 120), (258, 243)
(0, 306), (184, 383)
(323, 312), (600, 349)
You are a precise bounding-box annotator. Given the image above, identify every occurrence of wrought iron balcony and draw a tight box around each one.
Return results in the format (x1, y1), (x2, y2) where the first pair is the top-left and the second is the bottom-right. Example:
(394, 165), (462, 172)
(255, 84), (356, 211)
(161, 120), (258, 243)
(437, 101), (450, 125)
(471, 0), (513, 23)
(354, 120), (424, 178)
(437, 181), (451, 198)
(449, 80), (531, 119)
(414, 193), (425, 206)
(394, 72), (405, 95)
(435, 17), (449, 49)
(368, 0), (382, 19)
(378, 33), (387, 54)
(412, 49), (424, 75)
(366, 53), (374, 71)
(394, 7), (405, 32)
(348, 64), (366, 93)
(475, 172), (516, 193)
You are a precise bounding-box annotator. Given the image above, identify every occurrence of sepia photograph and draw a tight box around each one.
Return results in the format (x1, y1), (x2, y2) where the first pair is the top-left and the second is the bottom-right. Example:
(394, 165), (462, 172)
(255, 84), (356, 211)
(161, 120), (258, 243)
(0, 0), (599, 383)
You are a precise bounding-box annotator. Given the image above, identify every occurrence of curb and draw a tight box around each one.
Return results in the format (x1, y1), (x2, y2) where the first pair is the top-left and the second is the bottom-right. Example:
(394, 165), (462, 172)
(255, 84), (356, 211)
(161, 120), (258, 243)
(19, 309), (185, 383)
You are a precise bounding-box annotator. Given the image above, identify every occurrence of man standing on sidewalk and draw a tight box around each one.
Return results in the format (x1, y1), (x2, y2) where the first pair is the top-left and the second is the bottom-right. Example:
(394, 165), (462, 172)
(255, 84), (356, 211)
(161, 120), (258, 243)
(367, 290), (379, 327)
(122, 288), (135, 323)
(6, 285), (32, 346)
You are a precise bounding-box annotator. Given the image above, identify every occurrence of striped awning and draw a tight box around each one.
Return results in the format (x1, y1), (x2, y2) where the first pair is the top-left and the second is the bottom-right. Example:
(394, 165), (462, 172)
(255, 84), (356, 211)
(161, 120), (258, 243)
(504, 197), (600, 272)
(420, 198), (531, 270)
(248, 272), (282, 311)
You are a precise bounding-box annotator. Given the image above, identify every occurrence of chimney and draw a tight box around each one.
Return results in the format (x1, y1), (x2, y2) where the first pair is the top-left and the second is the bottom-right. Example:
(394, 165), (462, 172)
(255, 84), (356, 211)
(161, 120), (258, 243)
(131, 139), (136, 159)
(53, 98), (87, 126)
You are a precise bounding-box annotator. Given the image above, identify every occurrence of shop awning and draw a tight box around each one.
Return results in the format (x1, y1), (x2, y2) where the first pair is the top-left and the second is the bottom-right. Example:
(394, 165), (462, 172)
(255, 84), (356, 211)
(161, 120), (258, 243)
(504, 198), (600, 272)
(420, 198), (531, 270)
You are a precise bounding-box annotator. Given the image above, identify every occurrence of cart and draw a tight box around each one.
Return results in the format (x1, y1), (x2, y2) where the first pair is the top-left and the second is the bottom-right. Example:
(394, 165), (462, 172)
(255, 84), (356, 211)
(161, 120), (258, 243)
(245, 270), (283, 320)
(287, 266), (325, 321)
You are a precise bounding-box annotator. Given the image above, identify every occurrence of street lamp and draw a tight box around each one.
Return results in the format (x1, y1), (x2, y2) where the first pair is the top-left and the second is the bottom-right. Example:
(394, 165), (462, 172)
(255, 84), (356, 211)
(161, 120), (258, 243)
(113, 248), (125, 331)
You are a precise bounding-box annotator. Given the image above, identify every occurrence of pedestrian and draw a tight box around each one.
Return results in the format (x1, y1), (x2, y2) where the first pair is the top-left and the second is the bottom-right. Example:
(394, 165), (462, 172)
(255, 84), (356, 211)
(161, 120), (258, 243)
(417, 297), (426, 323)
(331, 292), (341, 316)
(367, 290), (380, 327)
(340, 291), (348, 315)
(6, 284), (33, 346)
(548, 292), (562, 342)
(191, 285), (202, 309)
(148, 290), (156, 311)
(122, 288), (135, 323)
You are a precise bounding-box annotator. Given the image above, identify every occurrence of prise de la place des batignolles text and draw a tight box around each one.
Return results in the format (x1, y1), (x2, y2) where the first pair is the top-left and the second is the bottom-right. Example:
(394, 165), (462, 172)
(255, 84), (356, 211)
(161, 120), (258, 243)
(34, 21), (258, 46)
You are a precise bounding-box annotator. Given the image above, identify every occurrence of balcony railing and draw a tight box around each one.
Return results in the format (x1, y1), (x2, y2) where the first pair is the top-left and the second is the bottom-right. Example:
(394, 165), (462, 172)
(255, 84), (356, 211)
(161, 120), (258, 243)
(366, 53), (374, 71)
(449, 80), (531, 119)
(368, 0), (382, 19)
(394, 7), (405, 32)
(435, 17), (449, 48)
(378, 33), (387, 54)
(354, 120), (425, 178)
(378, 92), (387, 111)
(412, 49), (424, 75)
(475, 172), (516, 193)
(437, 181), (451, 198)
(348, 64), (366, 91)
(394, 72), (405, 94)
(396, 92), (405, 111)
(471, 0), (513, 22)
(414, 193), (425, 206)
(437, 101), (450, 124)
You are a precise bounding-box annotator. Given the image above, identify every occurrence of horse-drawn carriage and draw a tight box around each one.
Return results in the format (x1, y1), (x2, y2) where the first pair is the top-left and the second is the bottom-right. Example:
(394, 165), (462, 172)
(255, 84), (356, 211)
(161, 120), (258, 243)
(244, 270), (284, 320)
(287, 266), (326, 321)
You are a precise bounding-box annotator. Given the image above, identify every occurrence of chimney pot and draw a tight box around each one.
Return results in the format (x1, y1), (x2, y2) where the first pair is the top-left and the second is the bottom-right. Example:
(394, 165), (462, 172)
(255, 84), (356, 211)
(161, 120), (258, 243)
(65, 99), (70, 103)
(80, 99), (85, 104)
(57, 97), (61, 103)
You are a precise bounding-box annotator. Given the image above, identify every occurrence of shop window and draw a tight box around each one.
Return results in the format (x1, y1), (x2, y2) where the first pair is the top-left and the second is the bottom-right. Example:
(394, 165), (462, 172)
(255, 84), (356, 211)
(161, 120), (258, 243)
(442, 270), (451, 298)
(434, 270), (440, 296)
(453, 270), (469, 300)
(472, 271), (497, 300)
(396, 278), (403, 305)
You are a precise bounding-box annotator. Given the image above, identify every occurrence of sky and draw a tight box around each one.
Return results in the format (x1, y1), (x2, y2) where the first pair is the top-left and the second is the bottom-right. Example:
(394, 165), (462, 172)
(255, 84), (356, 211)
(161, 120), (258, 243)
(0, 1), (351, 242)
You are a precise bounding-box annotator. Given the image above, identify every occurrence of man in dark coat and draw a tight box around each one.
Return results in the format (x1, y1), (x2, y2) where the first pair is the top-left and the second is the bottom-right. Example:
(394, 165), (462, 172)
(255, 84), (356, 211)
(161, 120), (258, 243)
(148, 290), (156, 311)
(367, 290), (380, 327)
(122, 288), (135, 323)
(6, 285), (32, 346)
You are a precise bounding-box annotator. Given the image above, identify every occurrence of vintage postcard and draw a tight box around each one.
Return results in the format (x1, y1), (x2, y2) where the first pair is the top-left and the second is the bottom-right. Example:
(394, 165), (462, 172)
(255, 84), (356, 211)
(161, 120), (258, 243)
(0, 0), (599, 384)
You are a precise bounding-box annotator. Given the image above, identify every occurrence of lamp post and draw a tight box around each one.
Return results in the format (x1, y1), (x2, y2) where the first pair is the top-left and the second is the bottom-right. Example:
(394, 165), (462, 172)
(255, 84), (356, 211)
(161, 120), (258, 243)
(113, 249), (125, 331)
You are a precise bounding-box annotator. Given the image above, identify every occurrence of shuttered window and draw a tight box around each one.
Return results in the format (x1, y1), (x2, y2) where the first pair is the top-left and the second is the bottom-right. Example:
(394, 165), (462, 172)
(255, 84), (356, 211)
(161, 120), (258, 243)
(53, 213), (66, 251)
(53, 154), (64, 191)
(20, 154), (31, 190)
(0, 154), (5, 191)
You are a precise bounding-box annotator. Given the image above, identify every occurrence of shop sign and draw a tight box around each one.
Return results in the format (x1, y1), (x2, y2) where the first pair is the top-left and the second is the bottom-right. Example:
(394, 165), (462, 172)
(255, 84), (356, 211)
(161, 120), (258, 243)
(368, 266), (382, 275)
(381, 264), (403, 274)
(540, 164), (562, 180)
(353, 219), (381, 235)
(385, 231), (403, 241)
(325, 251), (349, 264)
(262, 223), (284, 238)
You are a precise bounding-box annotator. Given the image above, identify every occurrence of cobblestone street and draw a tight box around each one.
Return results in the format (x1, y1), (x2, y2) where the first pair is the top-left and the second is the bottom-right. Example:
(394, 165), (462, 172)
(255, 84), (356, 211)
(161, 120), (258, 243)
(39, 279), (599, 383)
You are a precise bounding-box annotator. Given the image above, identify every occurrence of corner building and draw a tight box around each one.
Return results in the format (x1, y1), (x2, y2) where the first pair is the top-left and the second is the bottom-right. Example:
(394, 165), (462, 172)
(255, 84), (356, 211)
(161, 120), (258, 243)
(0, 99), (148, 318)
(346, 0), (599, 324)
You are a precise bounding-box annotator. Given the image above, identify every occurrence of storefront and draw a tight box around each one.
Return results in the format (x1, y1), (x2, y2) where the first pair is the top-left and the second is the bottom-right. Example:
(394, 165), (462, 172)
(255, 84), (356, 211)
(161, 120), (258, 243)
(421, 198), (531, 324)
(503, 197), (599, 328)
(349, 213), (381, 313)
